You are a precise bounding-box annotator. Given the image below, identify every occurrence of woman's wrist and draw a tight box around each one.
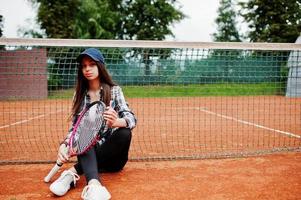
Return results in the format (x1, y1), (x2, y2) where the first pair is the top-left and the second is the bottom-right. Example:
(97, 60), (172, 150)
(112, 118), (127, 128)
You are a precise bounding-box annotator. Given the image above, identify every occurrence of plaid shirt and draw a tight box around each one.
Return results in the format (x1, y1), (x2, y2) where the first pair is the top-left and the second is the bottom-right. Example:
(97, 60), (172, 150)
(64, 85), (136, 143)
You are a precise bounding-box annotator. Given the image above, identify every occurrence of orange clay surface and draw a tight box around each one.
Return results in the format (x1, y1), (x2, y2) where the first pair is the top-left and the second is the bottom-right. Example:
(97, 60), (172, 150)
(0, 152), (300, 200)
(0, 96), (300, 199)
(1, 96), (300, 162)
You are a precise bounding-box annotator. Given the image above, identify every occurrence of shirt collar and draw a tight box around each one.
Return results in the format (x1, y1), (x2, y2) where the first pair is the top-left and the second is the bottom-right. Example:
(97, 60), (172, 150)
(85, 86), (104, 105)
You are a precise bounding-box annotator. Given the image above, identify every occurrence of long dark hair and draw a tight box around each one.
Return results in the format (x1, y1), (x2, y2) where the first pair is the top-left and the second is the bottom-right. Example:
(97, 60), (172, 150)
(71, 61), (116, 119)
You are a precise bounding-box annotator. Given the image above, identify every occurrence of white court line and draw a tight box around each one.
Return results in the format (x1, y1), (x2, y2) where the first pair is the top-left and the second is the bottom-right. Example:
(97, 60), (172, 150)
(194, 107), (300, 139)
(0, 109), (64, 129)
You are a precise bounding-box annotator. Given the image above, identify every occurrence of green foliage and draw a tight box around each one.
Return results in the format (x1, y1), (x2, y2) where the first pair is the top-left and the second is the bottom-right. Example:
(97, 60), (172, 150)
(186, 51), (281, 84)
(239, 0), (301, 42)
(73, 0), (121, 39)
(47, 63), (63, 90)
(48, 83), (283, 99)
(213, 0), (241, 42)
(47, 47), (81, 89)
(48, 73), (63, 90)
(120, 0), (185, 40)
(105, 49), (287, 86)
(122, 83), (283, 97)
(141, 83), (282, 97)
(29, 0), (184, 76)
(280, 64), (289, 85)
(33, 0), (81, 38)
(29, 0), (184, 40)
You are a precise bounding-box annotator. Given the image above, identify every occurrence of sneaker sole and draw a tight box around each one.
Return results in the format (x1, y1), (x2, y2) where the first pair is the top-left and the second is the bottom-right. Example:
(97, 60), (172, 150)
(49, 184), (70, 196)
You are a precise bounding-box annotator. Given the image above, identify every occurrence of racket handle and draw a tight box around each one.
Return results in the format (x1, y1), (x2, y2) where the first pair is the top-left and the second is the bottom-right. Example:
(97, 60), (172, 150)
(44, 161), (63, 183)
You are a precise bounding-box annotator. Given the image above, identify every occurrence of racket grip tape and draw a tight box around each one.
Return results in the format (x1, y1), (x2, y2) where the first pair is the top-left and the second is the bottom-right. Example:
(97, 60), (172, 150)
(44, 161), (63, 183)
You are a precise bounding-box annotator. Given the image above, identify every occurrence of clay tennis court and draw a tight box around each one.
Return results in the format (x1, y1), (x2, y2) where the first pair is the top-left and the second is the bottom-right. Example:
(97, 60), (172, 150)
(0, 152), (300, 200)
(0, 96), (300, 199)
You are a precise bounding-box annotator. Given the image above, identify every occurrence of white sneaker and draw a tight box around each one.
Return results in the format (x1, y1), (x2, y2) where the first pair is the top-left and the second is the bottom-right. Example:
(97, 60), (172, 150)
(81, 184), (111, 200)
(49, 170), (80, 196)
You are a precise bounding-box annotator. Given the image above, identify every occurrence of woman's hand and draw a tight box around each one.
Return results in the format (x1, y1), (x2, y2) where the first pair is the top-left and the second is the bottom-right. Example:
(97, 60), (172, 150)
(58, 143), (69, 163)
(103, 102), (118, 127)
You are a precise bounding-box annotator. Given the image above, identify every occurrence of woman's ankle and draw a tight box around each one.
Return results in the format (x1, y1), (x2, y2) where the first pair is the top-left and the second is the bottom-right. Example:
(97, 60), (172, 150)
(88, 179), (101, 186)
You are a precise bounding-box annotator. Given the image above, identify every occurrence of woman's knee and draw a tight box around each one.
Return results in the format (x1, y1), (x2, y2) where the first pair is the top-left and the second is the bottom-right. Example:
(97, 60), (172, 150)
(112, 128), (132, 143)
(103, 156), (128, 172)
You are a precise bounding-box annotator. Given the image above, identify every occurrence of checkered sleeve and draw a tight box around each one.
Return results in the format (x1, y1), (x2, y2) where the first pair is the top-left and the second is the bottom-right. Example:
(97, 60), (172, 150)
(113, 86), (137, 130)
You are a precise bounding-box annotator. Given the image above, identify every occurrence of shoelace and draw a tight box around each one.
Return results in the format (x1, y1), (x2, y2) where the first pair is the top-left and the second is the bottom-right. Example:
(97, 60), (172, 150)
(81, 184), (111, 200)
(58, 170), (80, 187)
(81, 184), (105, 199)
(81, 184), (93, 199)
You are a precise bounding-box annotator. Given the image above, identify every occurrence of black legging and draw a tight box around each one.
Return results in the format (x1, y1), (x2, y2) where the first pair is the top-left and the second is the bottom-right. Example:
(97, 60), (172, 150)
(74, 128), (132, 183)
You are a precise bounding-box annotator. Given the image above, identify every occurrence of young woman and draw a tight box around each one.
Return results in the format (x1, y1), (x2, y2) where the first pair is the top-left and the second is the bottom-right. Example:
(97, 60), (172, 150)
(49, 48), (137, 200)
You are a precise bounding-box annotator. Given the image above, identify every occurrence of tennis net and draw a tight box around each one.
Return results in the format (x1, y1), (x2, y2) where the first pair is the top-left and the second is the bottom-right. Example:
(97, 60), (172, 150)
(0, 38), (300, 164)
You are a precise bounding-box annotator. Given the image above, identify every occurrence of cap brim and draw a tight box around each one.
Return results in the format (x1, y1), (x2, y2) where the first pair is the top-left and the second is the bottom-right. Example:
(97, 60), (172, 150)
(76, 53), (100, 63)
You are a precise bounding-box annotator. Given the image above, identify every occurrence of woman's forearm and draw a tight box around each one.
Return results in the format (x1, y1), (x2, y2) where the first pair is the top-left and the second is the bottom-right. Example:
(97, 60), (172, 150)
(112, 118), (127, 128)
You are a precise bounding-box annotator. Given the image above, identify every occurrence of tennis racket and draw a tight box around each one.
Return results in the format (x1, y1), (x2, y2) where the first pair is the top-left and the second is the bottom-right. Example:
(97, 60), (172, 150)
(44, 100), (114, 182)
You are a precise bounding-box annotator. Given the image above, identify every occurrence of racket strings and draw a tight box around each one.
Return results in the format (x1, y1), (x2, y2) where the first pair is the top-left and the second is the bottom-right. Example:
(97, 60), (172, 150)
(71, 103), (106, 154)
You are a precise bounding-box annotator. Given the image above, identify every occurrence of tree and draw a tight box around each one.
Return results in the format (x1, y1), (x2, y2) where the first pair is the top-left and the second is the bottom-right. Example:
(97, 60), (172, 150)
(119, 0), (184, 40)
(119, 0), (185, 76)
(212, 0), (242, 81)
(73, 0), (122, 39)
(213, 0), (241, 42)
(239, 0), (301, 43)
(29, 0), (184, 40)
(28, 0), (185, 79)
(31, 0), (81, 38)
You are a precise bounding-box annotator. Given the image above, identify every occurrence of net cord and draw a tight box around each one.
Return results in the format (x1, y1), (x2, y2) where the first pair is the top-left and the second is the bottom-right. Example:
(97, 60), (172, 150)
(0, 38), (301, 50)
